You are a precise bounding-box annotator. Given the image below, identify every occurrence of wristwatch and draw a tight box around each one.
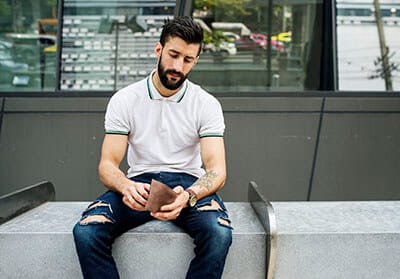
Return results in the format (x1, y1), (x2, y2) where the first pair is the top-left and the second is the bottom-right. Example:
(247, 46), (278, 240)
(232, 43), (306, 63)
(185, 189), (198, 207)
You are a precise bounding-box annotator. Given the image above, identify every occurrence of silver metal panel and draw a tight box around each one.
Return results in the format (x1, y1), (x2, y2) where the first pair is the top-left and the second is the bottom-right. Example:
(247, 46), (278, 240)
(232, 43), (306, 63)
(324, 97), (400, 112)
(220, 97), (323, 112)
(221, 112), (320, 201)
(0, 113), (106, 199)
(311, 113), (400, 200)
(1, 96), (400, 202)
(4, 97), (109, 112)
(249, 182), (277, 279)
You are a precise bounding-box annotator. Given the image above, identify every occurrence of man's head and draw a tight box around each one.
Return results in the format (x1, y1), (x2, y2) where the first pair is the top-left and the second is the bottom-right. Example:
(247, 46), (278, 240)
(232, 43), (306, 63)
(159, 16), (203, 56)
(154, 17), (203, 92)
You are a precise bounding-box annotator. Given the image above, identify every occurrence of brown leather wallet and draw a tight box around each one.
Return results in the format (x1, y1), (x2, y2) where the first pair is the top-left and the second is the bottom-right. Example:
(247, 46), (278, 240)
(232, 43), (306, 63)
(145, 179), (177, 213)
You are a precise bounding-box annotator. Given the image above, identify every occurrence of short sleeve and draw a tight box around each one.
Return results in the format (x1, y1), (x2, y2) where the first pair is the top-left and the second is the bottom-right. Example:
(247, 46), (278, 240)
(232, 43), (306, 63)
(104, 93), (130, 135)
(198, 96), (225, 138)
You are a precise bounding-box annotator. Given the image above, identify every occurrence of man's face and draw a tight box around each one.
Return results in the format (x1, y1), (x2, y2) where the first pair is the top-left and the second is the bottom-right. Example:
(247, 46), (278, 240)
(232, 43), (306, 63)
(155, 36), (200, 90)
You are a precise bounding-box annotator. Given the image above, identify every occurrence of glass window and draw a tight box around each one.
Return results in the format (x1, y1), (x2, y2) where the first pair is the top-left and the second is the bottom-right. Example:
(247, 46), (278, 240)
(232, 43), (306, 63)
(337, 0), (400, 91)
(59, 0), (175, 91)
(0, 0), (58, 92)
(1, 0), (328, 93)
(190, 0), (324, 93)
(59, 0), (325, 93)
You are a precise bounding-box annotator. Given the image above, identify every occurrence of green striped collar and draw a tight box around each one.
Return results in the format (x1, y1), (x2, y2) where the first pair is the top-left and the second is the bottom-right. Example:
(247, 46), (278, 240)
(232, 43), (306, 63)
(147, 72), (188, 103)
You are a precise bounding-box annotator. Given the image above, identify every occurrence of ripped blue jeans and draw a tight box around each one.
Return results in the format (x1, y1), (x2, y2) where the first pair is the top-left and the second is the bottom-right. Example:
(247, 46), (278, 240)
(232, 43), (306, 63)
(73, 172), (232, 279)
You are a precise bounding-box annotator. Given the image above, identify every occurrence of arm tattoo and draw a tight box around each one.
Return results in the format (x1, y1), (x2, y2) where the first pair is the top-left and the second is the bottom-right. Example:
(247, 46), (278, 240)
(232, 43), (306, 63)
(193, 170), (218, 191)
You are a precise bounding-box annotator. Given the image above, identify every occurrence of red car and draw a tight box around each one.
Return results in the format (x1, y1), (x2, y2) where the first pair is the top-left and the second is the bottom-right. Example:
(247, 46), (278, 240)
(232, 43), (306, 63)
(250, 33), (284, 52)
(223, 32), (262, 52)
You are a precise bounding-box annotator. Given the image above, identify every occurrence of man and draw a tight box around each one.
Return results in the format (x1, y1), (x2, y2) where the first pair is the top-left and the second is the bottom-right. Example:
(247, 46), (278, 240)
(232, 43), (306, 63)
(73, 16), (232, 279)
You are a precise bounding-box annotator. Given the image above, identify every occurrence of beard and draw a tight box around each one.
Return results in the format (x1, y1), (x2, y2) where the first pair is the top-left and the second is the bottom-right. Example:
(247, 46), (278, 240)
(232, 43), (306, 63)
(157, 54), (189, 90)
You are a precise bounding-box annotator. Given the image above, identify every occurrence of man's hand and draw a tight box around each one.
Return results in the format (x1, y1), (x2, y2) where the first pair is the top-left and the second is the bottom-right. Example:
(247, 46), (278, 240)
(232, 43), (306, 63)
(121, 182), (150, 211)
(151, 186), (189, 221)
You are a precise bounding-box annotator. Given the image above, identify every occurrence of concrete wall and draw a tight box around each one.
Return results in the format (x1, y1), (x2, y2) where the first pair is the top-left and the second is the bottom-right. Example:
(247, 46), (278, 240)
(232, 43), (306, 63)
(1, 95), (400, 201)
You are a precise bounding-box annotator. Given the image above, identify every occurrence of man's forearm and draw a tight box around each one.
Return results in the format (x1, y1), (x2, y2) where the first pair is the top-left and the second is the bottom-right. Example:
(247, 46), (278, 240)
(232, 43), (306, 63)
(189, 169), (225, 199)
(98, 160), (132, 194)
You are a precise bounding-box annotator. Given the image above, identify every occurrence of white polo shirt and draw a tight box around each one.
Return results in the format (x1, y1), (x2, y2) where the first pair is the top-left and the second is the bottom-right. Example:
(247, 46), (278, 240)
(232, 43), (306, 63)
(104, 72), (225, 178)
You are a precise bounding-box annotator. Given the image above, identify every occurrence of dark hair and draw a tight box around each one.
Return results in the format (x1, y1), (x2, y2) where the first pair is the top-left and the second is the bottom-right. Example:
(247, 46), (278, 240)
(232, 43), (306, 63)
(160, 16), (203, 55)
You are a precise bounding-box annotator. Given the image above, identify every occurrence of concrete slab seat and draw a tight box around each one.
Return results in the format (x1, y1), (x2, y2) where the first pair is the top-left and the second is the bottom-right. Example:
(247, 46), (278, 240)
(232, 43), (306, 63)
(0, 201), (267, 279)
(270, 200), (400, 279)
(248, 182), (400, 279)
(3, 182), (400, 279)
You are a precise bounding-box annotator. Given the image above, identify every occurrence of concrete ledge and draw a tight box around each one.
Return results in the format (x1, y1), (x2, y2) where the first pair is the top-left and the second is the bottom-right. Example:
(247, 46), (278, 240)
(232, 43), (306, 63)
(272, 201), (400, 279)
(0, 202), (266, 279)
(0, 181), (55, 225)
(3, 182), (398, 279)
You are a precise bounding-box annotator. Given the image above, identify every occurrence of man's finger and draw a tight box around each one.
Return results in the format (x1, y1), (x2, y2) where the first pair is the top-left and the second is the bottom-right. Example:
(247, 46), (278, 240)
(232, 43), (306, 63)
(122, 196), (136, 210)
(136, 183), (150, 199)
(130, 187), (147, 206)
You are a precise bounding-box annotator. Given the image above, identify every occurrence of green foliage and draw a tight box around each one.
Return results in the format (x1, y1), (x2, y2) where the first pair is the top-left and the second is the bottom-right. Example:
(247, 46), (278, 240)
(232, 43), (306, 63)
(195, 0), (216, 10)
(0, 0), (12, 17)
(47, 0), (57, 6)
(194, 0), (251, 21)
(203, 29), (227, 46)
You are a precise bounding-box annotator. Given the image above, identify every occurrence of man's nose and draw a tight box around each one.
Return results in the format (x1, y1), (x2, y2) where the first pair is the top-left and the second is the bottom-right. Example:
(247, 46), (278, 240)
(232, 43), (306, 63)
(172, 58), (184, 72)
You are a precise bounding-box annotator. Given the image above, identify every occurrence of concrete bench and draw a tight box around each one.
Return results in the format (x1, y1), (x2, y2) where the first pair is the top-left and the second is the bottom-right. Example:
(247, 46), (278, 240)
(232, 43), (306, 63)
(270, 200), (400, 279)
(2, 182), (400, 279)
(0, 183), (267, 279)
(248, 182), (400, 279)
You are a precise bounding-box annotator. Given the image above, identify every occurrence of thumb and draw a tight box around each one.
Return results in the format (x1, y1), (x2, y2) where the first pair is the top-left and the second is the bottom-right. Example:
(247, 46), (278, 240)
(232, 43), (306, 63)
(173, 186), (184, 194)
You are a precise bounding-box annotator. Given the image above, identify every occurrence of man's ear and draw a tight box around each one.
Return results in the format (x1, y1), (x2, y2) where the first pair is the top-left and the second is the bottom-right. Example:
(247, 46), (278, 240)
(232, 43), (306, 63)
(154, 42), (162, 58)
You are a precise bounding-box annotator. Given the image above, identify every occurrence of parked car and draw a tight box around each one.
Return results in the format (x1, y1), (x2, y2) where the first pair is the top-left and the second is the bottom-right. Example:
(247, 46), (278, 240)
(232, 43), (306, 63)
(0, 39), (29, 86)
(5, 33), (57, 65)
(250, 33), (285, 52)
(202, 30), (237, 56)
(203, 41), (237, 56)
(272, 31), (292, 44)
(222, 32), (262, 52)
(222, 31), (283, 53)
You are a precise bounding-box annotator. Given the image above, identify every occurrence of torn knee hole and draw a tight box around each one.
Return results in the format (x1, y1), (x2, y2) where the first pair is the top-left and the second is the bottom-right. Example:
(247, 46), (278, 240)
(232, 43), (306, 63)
(80, 215), (112, 225)
(198, 199), (222, 211)
(218, 217), (232, 228)
(88, 201), (110, 210)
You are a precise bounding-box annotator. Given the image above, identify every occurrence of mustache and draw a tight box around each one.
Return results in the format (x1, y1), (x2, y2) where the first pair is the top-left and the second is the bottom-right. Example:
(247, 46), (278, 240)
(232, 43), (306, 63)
(165, 69), (184, 78)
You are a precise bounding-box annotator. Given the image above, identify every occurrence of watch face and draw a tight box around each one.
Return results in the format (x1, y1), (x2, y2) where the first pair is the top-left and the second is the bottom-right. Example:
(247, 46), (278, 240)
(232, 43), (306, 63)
(189, 195), (197, 207)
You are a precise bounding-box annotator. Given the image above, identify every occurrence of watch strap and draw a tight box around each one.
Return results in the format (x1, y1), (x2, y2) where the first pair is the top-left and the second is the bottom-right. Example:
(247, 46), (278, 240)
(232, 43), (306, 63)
(186, 188), (196, 198)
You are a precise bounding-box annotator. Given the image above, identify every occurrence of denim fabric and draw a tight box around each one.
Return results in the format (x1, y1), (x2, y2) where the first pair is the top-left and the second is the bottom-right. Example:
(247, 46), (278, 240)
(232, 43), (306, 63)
(73, 172), (232, 279)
